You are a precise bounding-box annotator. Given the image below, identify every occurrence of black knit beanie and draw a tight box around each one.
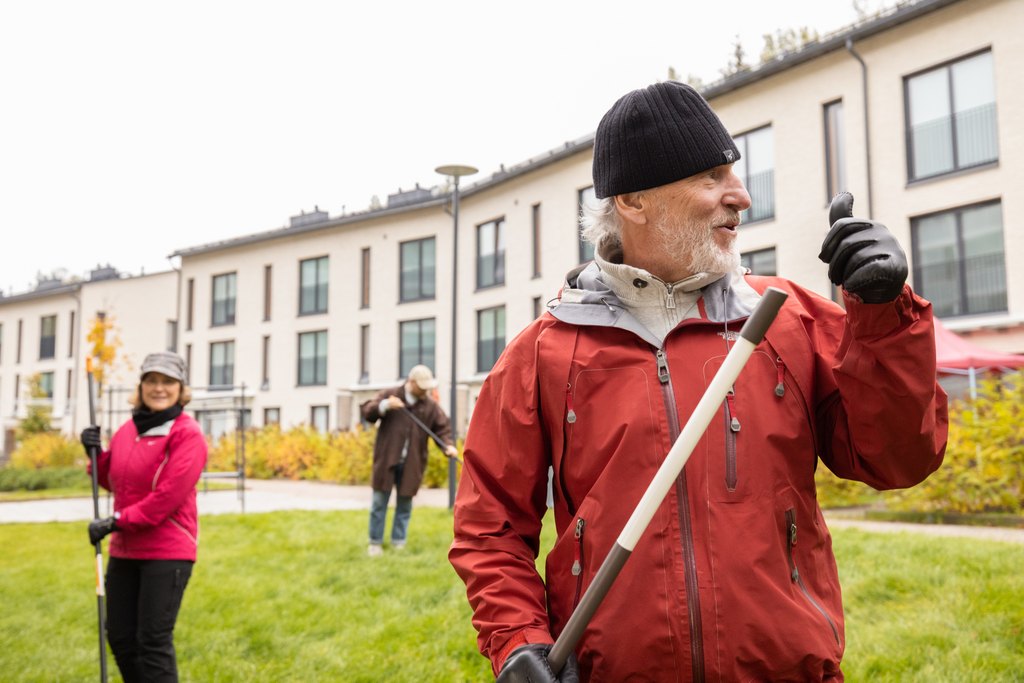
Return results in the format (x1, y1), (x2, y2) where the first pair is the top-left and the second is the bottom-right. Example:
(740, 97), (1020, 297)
(593, 81), (741, 199)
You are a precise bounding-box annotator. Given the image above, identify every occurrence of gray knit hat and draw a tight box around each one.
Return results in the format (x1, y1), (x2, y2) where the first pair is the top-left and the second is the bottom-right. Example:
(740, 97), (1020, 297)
(140, 351), (187, 383)
(593, 81), (741, 199)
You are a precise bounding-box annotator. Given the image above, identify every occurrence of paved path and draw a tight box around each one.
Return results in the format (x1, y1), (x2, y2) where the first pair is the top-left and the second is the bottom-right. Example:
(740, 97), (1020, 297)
(1, 481), (1022, 545)
(0, 479), (451, 524)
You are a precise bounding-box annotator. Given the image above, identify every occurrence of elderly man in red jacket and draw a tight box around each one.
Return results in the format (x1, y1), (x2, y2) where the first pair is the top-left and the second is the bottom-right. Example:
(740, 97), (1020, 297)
(449, 81), (947, 682)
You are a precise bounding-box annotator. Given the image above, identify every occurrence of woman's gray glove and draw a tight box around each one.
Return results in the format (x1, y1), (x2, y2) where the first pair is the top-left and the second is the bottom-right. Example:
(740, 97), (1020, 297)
(819, 192), (908, 303)
(496, 644), (580, 683)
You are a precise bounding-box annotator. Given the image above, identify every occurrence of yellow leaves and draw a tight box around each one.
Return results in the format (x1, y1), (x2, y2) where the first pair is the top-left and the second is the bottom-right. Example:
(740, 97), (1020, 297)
(85, 313), (122, 388)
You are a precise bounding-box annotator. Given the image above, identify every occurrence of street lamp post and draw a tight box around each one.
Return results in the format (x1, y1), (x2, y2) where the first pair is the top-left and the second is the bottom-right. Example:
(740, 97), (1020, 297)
(435, 164), (478, 509)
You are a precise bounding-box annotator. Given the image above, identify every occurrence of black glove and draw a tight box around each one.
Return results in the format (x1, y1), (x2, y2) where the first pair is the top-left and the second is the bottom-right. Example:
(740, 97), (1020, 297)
(819, 192), (908, 304)
(80, 425), (102, 452)
(88, 516), (118, 546)
(497, 644), (580, 683)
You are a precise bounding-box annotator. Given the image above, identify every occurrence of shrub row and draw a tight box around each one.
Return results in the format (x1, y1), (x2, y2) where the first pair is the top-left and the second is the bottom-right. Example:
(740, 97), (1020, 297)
(0, 467), (91, 492)
(206, 424), (461, 489)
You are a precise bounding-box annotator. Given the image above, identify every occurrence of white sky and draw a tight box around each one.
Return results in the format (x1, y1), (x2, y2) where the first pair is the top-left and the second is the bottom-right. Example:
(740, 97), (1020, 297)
(0, 0), (882, 295)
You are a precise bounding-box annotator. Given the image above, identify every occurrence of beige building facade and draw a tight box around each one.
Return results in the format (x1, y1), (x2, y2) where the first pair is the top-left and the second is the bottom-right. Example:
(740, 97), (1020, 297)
(1, 0), (1019, 448)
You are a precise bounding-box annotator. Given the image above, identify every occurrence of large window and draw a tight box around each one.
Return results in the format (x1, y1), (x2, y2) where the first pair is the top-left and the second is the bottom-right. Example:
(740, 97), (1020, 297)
(824, 100), (846, 200)
(261, 335), (271, 390)
(735, 126), (774, 223)
(477, 306), (506, 373)
(476, 218), (505, 289)
(186, 278), (194, 331)
(399, 318), (435, 378)
(39, 315), (56, 360)
(400, 237), (436, 302)
(912, 201), (1006, 318)
(211, 273), (237, 326)
(741, 248), (777, 276)
(299, 256), (329, 315)
(209, 341), (235, 388)
(298, 330), (328, 386)
(905, 51), (997, 182)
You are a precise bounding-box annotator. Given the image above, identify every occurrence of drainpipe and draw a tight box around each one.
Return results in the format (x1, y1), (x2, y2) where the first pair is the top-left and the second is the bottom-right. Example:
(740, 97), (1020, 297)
(846, 37), (874, 219)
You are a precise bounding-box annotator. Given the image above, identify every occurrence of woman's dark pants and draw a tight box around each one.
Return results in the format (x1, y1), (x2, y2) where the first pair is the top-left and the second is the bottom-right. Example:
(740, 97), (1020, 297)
(105, 557), (193, 683)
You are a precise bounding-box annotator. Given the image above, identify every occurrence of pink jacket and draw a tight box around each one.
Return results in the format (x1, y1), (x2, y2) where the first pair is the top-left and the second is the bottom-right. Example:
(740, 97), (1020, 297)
(92, 413), (208, 561)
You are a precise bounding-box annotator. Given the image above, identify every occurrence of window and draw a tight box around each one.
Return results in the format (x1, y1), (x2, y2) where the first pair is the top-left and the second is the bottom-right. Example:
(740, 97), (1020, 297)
(38, 371), (54, 399)
(477, 306), (506, 373)
(166, 320), (177, 352)
(298, 331), (328, 386)
(39, 315), (56, 360)
(67, 311), (75, 358)
(299, 256), (329, 315)
(400, 237), (436, 302)
(912, 200), (1006, 317)
(531, 203), (542, 278)
(184, 344), (192, 383)
(209, 341), (235, 388)
(186, 278), (194, 331)
(360, 248), (371, 308)
(399, 318), (435, 378)
(263, 265), (272, 321)
(741, 248), (777, 276)
(311, 405), (329, 432)
(261, 335), (270, 390)
(16, 319), (22, 363)
(578, 187), (596, 263)
(0, 322), (4, 363)
(533, 296), (543, 319)
(211, 273), (237, 326)
(264, 407), (280, 425)
(66, 369), (73, 408)
(476, 218), (506, 289)
(735, 126), (774, 223)
(359, 324), (370, 384)
(823, 100), (846, 200)
(905, 51), (997, 181)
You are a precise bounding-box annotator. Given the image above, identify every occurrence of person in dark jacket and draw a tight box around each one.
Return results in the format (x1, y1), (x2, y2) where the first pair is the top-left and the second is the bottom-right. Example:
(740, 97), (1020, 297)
(449, 81), (948, 682)
(361, 364), (458, 556)
(81, 351), (207, 683)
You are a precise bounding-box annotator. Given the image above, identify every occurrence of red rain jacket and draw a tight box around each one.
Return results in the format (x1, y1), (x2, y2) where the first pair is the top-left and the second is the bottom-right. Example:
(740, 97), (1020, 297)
(450, 270), (947, 681)
(92, 412), (208, 561)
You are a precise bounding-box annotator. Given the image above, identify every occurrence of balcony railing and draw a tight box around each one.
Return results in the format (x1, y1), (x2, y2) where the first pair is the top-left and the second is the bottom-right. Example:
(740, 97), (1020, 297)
(916, 251), (1006, 317)
(742, 169), (774, 224)
(910, 102), (997, 180)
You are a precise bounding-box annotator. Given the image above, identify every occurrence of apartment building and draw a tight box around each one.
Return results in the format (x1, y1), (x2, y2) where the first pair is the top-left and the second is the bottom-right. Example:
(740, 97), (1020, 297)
(0, 269), (176, 455)
(1, 0), (1019, 447)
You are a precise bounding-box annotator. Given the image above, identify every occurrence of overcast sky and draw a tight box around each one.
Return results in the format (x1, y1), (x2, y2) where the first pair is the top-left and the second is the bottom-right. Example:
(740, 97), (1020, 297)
(0, 0), (881, 295)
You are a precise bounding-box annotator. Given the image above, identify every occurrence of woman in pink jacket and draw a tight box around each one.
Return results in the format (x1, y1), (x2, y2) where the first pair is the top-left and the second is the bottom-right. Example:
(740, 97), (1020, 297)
(82, 351), (208, 683)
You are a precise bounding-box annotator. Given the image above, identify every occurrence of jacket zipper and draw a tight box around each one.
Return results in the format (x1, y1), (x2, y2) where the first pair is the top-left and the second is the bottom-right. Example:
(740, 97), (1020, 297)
(785, 509), (841, 647)
(657, 348), (705, 682)
(724, 388), (740, 491)
(571, 517), (586, 607)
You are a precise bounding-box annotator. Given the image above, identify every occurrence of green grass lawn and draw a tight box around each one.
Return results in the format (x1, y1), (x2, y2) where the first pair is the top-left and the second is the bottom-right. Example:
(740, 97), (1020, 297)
(1, 509), (1021, 682)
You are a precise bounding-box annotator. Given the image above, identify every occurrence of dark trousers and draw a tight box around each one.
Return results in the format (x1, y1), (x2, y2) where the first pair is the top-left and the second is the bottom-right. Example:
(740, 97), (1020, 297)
(105, 557), (194, 683)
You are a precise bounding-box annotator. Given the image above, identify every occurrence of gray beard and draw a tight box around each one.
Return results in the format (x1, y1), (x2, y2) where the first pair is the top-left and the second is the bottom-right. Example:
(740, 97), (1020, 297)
(652, 213), (740, 276)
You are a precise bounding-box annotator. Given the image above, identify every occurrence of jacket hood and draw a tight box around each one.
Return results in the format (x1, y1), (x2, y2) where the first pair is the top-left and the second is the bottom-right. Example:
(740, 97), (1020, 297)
(550, 261), (763, 347)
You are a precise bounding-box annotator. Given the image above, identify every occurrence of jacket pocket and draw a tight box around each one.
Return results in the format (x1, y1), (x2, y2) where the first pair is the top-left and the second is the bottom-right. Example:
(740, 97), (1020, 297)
(785, 508), (841, 647)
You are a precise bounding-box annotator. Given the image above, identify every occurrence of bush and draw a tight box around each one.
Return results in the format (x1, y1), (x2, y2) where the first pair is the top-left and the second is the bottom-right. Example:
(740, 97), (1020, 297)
(887, 373), (1024, 514)
(0, 467), (90, 492)
(206, 424), (457, 488)
(9, 433), (83, 470)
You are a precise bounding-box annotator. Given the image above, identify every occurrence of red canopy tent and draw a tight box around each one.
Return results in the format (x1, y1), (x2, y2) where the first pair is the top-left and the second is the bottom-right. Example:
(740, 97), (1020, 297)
(934, 318), (1024, 400)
